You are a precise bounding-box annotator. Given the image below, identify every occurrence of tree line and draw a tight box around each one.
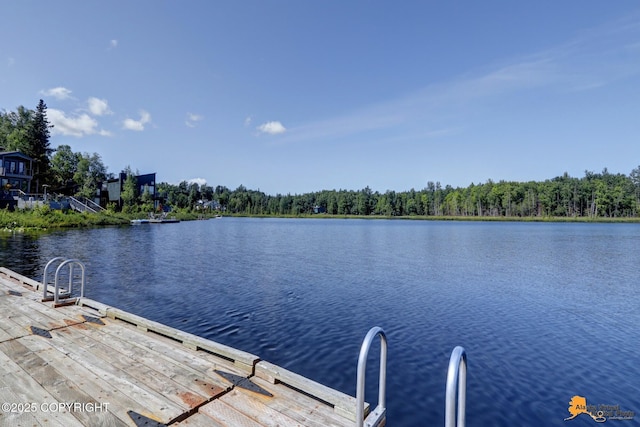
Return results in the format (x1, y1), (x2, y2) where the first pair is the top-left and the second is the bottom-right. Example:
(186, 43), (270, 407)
(161, 168), (640, 219)
(3, 101), (640, 218)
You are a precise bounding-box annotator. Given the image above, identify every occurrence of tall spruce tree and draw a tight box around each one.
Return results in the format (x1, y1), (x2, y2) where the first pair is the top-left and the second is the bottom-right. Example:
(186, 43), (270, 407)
(30, 99), (54, 192)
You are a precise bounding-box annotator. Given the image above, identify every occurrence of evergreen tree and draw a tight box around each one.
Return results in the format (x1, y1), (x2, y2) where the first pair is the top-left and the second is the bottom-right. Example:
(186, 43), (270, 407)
(29, 100), (54, 192)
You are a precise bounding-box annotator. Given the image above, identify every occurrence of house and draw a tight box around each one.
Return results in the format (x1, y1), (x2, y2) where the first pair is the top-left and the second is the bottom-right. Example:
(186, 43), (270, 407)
(101, 172), (158, 209)
(313, 205), (326, 214)
(0, 149), (33, 194)
(0, 149), (33, 210)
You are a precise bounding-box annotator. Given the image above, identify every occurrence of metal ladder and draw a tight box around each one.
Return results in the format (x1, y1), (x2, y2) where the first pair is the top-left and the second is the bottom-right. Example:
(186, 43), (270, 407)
(445, 346), (467, 427)
(356, 327), (387, 427)
(42, 257), (86, 304)
(355, 327), (467, 427)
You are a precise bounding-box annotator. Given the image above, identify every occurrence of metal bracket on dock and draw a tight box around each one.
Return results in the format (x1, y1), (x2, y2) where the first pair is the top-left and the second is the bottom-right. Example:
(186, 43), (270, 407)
(356, 326), (387, 427)
(42, 257), (86, 305)
(82, 315), (105, 325)
(445, 346), (467, 427)
(214, 370), (273, 397)
(127, 411), (167, 427)
(30, 326), (53, 339)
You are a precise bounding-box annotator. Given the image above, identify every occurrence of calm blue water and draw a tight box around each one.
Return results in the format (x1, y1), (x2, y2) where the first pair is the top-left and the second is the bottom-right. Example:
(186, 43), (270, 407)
(2, 218), (639, 426)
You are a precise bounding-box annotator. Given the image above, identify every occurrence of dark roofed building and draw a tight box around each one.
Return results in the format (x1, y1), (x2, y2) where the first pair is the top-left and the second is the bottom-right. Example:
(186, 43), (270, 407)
(102, 172), (158, 209)
(0, 149), (34, 210)
(1, 149), (33, 194)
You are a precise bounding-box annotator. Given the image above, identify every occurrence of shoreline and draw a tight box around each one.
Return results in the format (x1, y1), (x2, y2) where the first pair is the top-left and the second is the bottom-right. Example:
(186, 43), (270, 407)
(3, 210), (640, 233)
(225, 213), (640, 223)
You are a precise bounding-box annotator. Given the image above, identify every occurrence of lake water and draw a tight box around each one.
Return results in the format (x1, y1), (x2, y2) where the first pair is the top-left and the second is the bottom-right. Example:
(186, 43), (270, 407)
(1, 218), (639, 426)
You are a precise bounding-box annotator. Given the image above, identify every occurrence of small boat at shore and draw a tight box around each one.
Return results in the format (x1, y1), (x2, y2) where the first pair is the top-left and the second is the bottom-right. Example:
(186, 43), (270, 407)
(130, 219), (150, 225)
(131, 213), (180, 224)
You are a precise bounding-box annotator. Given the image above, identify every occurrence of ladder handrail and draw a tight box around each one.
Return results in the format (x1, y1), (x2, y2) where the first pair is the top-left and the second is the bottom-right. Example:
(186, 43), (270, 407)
(356, 326), (387, 427)
(53, 259), (86, 304)
(42, 257), (67, 300)
(445, 346), (467, 427)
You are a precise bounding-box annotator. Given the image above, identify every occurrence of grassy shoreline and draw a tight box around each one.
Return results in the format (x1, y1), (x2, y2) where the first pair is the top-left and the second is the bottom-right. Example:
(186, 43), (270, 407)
(3, 208), (640, 233)
(0, 207), (209, 232)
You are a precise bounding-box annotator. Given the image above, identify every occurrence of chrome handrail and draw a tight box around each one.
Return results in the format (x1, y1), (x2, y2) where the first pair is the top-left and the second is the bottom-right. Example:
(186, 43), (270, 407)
(42, 257), (67, 300)
(356, 326), (387, 427)
(445, 346), (467, 427)
(53, 259), (86, 304)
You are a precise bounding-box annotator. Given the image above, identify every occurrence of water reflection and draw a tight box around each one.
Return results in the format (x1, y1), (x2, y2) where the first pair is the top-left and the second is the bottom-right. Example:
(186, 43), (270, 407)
(0, 231), (43, 277)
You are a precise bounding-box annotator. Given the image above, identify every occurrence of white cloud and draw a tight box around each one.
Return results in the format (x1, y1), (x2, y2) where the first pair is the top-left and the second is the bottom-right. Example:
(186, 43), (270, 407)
(185, 112), (203, 128)
(87, 97), (112, 116)
(109, 39), (118, 49)
(41, 87), (73, 100)
(48, 108), (110, 137)
(244, 116), (252, 127)
(187, 178), (207, 187)
(256, 121), (286, 135)
(123, 110), (151, 131)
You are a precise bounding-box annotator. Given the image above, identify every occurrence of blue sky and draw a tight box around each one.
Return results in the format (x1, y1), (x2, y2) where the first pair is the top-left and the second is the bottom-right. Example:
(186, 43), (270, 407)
(2, 1), (640, 195)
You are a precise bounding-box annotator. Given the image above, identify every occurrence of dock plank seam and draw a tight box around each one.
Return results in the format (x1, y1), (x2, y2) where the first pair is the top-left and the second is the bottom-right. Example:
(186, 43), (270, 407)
(166, 370), (288, 425)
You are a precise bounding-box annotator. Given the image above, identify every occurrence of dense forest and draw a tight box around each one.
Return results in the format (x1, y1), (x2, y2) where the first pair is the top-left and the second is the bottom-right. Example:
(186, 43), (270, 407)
(161, 168), (640, 219)
(3, 102), (640, 219)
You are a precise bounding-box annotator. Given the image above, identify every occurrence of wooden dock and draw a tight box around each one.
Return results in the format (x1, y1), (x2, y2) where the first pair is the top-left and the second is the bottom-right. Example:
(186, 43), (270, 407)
(0, 267), (372, 427)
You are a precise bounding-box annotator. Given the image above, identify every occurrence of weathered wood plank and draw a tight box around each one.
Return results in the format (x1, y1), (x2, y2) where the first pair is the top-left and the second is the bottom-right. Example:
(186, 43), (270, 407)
(59, 323), (218, 411)
(4, 340), (122, 426)
(82, 315), (248, 385)
(0, 328), (12, 343)
(0, 299), (32, 339)
(103, 306), (259, 374)
(0, 386), (42, 427)
(244, 377), (355, 427)
(199, 400), (265, 427)
(76, 297), (110, 316)
(18, 333), (164, 427)
(173, 411), (226, 427)
(0, 340), (95, 427)
(0, 268), (367, 427)
(35, 327), (186, 423)
(0, 267), (41, 291)
(217, 388), (309, 427)
(255, 361), (361, 422)
(17, 296), (88, 325)
(67, 321), (229, 402)
(6, 294), (83, 330)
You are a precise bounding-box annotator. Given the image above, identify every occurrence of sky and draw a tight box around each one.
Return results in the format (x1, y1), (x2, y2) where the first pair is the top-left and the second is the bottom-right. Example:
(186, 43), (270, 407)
(2, 1), (640, 195)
